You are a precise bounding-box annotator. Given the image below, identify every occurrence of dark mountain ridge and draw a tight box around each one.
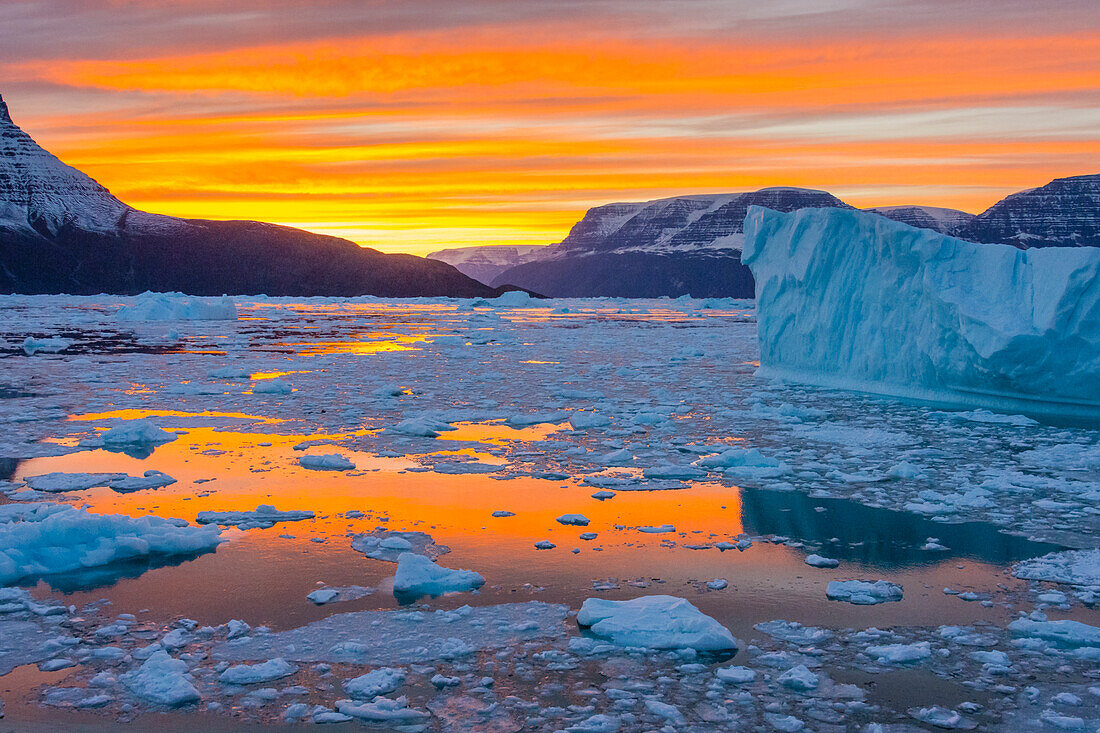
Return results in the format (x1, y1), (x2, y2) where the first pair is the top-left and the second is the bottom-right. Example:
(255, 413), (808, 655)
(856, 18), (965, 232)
(0, 93), (507, 298)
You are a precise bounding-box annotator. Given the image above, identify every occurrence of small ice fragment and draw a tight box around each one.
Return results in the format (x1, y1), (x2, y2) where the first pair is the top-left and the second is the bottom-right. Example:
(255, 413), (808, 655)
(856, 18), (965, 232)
(805, 554), (839, 568)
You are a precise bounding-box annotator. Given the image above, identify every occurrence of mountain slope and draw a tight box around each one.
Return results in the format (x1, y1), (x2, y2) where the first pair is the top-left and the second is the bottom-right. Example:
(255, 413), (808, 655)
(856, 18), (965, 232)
(864, 205), (975, 235)
(0, 94), (505, 297)
(426, 245), (544, 285)
(955, 174), (1100, 248)
(490, 188), (853, 297)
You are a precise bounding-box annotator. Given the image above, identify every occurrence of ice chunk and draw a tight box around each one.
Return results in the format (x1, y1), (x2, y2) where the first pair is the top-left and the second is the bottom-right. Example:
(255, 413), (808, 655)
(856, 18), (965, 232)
(213, 602), (567, 665)
(251, 379), (292, 395)
(742, 206), (1100, 419)
(716, 666), (756, 684)
(826, 580), (903, 605)
(116, 292), (237, 321)
(754, 620), (833, 645)
(778, 664), (819, 691)
(298, 454), (355, 471)
(0, 503), (222, 586)
(576, 595), (737, 651)
(343, 667), (405, 698)
(865, 642), (931, 664)
(569, 412), (611, 430)
(805, 554), (839, 568)
(100, 419), (178, 446)
(388, 416), (456, 437)
(22, 336), (72, 355)
(24, 472), (122, 492)
(557, 513), (590, 526)
(351, 530), (448, 562)
(195, 505), (314, 529)
(392, 553), (485, 597)
(908, 706), (976, 730)
(120, 650), (201, 706)
(1008, 618), (1100, 647)
(335, 696), (429, 723)
(218, 658), (297, 685)
(1013, 550), (1100, 587)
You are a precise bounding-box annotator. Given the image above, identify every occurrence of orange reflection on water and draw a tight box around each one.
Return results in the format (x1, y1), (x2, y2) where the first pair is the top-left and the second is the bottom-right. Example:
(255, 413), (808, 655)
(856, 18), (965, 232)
(439, 420), (565, 445)
(249, 370), (314, 380)
(68, 409), (287, 424)
(281, 335), (429, 356)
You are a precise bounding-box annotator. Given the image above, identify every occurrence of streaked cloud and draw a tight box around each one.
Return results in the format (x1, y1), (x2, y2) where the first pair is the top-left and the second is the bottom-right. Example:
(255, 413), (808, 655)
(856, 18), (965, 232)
(2, 1), (1097, 254)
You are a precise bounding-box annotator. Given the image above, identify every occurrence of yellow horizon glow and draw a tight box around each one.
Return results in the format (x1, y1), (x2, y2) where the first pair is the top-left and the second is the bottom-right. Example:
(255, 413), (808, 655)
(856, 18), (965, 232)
(5, 15), (1099, 256)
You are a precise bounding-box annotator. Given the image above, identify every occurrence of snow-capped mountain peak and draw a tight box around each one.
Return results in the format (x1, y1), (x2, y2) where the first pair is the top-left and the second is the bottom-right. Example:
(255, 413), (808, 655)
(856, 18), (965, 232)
(0, 93), (133, 236)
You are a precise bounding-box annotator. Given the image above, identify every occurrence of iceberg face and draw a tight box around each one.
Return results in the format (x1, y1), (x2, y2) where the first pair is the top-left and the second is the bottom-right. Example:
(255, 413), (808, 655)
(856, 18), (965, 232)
(742, 206), (1100, 418)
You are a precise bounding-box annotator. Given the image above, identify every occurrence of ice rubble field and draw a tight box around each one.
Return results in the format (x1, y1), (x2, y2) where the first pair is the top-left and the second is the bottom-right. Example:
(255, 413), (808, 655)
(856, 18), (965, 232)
(0, 292), (1097, 730)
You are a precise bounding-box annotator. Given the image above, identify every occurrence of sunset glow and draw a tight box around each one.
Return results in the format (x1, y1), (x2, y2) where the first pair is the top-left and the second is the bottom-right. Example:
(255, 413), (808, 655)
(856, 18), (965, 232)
(3, 1), (1098, 254)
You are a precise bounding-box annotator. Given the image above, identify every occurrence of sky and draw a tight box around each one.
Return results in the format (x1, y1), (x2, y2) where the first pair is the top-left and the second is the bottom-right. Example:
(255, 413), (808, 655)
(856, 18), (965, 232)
(2, 0), (1098, 255)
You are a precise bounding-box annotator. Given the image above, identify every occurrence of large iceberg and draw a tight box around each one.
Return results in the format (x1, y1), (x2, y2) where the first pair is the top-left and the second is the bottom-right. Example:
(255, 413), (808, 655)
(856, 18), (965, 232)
(742, 206), (1100, 418)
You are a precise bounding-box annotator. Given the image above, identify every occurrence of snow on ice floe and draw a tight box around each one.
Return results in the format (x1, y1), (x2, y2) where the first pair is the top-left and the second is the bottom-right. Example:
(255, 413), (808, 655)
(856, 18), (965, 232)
(22, 335), (72, 355)
(195, 505), (314, 529)
(351, 530), (449, 562)
(297, 453), (355, 471)
(23, 470), (177, 494)
(743, 205), (1100, 418)
(342, 667), (405, 698)
(392, 552), (484, 597)
(120, 650), (201, 706)
(306, 585), (373, 605)
(213, 602), (568, 665)
(826, 580), (903, 605)
(1013, 550), (1100, 590)
(1008, 618), (1100, 647)
(0, 503), (222, 585)
(115, 292), (237, 322)
(576, 595), (737, 651)
(218, 658), (297, 685)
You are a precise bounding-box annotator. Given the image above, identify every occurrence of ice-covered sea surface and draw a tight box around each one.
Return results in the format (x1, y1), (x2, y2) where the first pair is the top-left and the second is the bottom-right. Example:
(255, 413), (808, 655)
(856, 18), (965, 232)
(0, 293), (1098, 731)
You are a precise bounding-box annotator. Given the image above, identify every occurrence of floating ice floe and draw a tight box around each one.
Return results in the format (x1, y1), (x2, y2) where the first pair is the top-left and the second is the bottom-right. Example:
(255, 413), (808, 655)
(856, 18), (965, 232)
(557, 513), (590, 526)
(22, 336), (72, 355)
(826, 580), (903, 605)
(195, 505), (314, 529)
(909, 706), (977, 730)
(351, 530), (448, 562)
(298, 453), (355, 471)
(742, 205), (1100, 419)
(116, 292), (237, 322)
(569, 412), (611, 430)
(755, 620), (833, 645)
(0, 503), (222, 586)
(1013, 550), (1100, 588)
(335, 696), (429, 723)
(696, 447), (789, 479)
(120, 650), (201, 706)
(251, 379), (293, 395)
(392, 552), (485, 597)
(307, 586), (373, 605)
(218, 658), (297, 685)
(1008, 618), (1100, 647)
(805, 554), (839, 568)
(343, 667), (405, 699)
(864, 641), (931, 664)
(95, 418), (178, 447)
(576, 595), (737, 651)
(214, 602), (568, 665)
(388, 416), (456, 437)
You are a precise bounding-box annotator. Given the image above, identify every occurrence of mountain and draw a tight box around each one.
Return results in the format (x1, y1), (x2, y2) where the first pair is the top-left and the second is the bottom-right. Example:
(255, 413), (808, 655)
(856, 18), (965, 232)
(489, 188), (853, 298)
(0, 94), (507, 297)
(426, 245), (545, 285)
(864, 205), (975, 235)
(955, 174), (1100, 248)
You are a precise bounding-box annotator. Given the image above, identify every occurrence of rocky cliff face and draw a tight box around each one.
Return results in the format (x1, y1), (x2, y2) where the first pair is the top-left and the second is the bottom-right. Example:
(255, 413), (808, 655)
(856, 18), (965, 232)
(0, 93), (506, 298)
(956, 174), (1100, 248)
(489, 188), (852, 297)
(547, 188), (852, 258)
(864, 205), (975, 235)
